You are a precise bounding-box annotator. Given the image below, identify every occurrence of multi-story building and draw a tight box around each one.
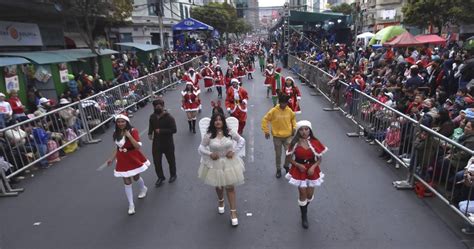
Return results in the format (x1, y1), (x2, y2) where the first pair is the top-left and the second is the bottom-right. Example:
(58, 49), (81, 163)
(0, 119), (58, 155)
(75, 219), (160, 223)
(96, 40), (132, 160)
(112, 0), (204, 50)
(247, 0), (260, 30)
(356, 0), (406, 32)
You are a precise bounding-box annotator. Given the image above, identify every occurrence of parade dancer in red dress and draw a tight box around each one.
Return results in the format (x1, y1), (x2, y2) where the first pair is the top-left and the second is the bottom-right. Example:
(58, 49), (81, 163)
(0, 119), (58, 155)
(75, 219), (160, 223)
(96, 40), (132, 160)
(201, 61), (215, 92)
(264, 64), (275, 98)
(285, 120), (328, 228)
(182, 68), (201, 91)
(214, 65), (225, 99)
(282, 77), (302, 114)
(225, 79), (249, 135)
(107, 114), (150, 215)
(225, 64), (235, 92)
(182, 82), (200, 133)
(235, 61), (247, 84)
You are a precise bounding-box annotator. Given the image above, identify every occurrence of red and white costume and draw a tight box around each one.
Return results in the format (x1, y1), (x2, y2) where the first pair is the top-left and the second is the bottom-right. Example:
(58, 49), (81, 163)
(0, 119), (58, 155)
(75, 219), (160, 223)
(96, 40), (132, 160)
(285, 125), (327, 188)
(182, 68), (201, 90)
(235, 64), (246, 82)
(225, 80), (249, 134)
(264, 66), (275, 87)
(282, 77), (302, 114)
(182, 83), (200, 112)
(201, 66), (215, 90)
(214, 69), (225, 87)
(114, 127), (150, 178)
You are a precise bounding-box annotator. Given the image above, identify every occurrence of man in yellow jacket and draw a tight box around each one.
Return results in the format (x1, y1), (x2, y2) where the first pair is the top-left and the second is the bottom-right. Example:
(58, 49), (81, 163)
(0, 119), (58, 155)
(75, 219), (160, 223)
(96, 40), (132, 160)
(261, 94), (296, 178)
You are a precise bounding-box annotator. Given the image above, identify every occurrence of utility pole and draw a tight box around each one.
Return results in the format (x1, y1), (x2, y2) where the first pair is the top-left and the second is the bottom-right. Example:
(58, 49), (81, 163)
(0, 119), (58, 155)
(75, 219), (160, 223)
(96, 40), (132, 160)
(154, 0), (165, 49)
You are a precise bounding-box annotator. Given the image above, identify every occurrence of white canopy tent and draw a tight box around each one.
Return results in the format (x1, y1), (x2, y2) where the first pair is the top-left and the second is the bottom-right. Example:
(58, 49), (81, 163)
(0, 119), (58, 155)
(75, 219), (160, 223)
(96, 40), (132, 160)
(356, 32), (375, 47)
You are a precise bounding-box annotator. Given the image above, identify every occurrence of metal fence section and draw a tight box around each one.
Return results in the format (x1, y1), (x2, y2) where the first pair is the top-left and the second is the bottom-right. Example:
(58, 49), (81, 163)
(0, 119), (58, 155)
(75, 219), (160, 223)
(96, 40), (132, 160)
(288, 55), (474, 231)
(0, 56), (201, 196)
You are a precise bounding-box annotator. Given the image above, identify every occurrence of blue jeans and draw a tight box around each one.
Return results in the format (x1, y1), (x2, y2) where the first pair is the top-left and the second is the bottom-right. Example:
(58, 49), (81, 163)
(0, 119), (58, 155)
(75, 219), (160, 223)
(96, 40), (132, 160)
(37, 144), (48, 167)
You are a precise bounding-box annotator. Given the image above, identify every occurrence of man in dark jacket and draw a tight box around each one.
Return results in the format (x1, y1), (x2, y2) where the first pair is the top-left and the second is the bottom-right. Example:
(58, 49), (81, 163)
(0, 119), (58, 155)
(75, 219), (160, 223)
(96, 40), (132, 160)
(148, 98), (177, 187)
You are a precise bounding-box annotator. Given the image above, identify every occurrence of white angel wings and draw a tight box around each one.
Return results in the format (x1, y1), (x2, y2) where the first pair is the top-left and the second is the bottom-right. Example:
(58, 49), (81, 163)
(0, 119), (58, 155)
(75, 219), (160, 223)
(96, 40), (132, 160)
(199, 117), (246, 158)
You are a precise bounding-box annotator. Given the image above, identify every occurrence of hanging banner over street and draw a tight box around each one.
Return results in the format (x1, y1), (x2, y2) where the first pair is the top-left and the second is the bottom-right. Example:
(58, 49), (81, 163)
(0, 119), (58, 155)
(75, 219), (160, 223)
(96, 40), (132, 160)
(0, 21), (43, 46)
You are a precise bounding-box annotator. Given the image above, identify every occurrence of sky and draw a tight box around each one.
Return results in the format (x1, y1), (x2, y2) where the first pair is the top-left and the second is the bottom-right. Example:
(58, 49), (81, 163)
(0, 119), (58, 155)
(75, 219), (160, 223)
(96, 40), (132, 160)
(259, 0), (286, 7)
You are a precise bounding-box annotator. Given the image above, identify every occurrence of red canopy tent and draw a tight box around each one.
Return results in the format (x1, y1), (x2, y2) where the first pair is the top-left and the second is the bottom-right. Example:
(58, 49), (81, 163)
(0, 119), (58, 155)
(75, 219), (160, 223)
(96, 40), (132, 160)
(383, 32), (424, 47)
(415, 34), (446, 46)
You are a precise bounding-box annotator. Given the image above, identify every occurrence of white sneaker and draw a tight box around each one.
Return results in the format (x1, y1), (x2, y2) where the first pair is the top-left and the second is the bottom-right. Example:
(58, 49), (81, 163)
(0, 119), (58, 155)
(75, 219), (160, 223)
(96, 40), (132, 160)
(138, 186), (148, 199)
(128, 205), (135, 215)
(387, 159), (393, 163)
(395, 163), (400, 169)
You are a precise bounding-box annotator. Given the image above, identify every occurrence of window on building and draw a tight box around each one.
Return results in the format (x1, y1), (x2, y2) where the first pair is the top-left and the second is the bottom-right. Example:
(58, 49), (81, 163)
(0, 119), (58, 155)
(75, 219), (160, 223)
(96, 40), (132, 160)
(180, 3), (184, 19)
(185, 6), (189, 18)
(120, 33), (133, 43)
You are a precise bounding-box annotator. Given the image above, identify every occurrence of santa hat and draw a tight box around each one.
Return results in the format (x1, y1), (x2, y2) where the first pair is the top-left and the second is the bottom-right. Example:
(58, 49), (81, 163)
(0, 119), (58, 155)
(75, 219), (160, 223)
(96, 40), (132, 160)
(405, 57), (415, 65)
(188, 68), (195, 72)
(285, 76), (295, 83)
(276, 68), (282, 73)
(296, 120), (312, 131)
(267, 64), (273, 67)
(231, 78), (240, 84)
(115, 113), (130, 123)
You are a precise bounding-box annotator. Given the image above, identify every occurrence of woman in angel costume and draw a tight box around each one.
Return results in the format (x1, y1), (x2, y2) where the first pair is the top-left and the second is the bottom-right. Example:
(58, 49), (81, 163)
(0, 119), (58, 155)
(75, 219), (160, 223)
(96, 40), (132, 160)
(198, 113), (246, 227)
(285, 120), (327, 229)
(181, 82), (200, 133)
(107, 114), (150, 215)
(225, 78), (249, 135)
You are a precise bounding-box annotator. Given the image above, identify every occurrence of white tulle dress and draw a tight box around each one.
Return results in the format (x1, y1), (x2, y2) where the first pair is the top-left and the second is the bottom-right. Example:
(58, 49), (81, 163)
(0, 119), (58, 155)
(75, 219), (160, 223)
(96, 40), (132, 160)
(198, 130), (245, 187)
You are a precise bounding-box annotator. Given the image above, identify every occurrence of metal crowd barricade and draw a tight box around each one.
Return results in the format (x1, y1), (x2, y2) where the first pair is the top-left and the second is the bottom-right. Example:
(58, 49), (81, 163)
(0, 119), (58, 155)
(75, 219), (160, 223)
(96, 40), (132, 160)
(288, 55), (474, 231)
(0, 56), (202, 196)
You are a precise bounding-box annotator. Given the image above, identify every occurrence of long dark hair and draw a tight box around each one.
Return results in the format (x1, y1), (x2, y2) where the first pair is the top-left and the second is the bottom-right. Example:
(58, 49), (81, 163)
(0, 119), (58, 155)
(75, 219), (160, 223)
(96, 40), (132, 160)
(113, 120), (133, 141)
(207, 113), (230, 139)
(289, 126), (317, 150)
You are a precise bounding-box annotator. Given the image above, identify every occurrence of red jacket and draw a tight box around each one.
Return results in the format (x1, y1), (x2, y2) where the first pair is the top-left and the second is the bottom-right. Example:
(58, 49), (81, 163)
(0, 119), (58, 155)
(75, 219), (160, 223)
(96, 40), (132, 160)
(8, 96), (24, 114)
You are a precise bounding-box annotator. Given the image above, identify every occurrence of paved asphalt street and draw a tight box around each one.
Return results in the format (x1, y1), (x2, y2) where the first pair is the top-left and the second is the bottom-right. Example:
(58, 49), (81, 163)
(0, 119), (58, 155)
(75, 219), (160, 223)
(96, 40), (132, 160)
(0, 59), (473, 249)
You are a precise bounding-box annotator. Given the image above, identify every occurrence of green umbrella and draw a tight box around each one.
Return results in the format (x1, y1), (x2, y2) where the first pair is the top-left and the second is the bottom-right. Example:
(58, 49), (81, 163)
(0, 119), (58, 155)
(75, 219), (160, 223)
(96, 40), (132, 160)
(369, 26), (407, 45)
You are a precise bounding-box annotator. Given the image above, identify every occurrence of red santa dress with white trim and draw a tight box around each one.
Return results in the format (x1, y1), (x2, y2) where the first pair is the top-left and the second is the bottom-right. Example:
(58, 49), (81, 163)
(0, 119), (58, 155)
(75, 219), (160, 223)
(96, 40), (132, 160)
(114, 128), (150, 178)
(201, 67), (214, 89)
(283, 86), (302, 114)
(182, 90), (200, 112)
(285, 138), (328, 187)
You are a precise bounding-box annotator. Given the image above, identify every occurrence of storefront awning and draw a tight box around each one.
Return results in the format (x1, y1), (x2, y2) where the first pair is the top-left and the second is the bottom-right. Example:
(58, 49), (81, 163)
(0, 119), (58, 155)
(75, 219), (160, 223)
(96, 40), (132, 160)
(0, 48), (118, 65)
(0, 57), (30, 67)
(0, 51), (77, 64)
(115, 42), (161, 52)
(55, 49), (119, 59)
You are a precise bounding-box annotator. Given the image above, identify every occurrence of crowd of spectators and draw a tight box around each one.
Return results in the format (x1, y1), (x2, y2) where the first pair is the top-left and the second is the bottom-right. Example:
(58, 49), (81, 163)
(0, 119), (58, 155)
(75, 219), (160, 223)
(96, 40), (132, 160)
(0, 50), (200, 181)
(291, 31), (474, 210)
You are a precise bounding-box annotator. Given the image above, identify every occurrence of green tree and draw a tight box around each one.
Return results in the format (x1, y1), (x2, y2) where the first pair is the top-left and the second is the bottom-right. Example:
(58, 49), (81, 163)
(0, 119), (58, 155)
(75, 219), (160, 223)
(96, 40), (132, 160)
(58, 0), (133, 73)
(191, 3), (252, 39)
(402, 0), (474, 34)
(330, 3), (353, 15)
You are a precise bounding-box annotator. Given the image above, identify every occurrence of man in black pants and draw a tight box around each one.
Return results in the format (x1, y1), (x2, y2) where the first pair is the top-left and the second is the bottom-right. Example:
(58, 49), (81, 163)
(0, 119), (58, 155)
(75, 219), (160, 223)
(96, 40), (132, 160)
(148, 98), (177, 187)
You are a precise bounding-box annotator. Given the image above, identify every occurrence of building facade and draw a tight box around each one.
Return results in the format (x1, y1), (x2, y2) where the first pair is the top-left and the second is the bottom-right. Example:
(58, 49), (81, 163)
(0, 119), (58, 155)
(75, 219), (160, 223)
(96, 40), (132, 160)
(356, 0), (406, 33)
(112, 0), (204, 50)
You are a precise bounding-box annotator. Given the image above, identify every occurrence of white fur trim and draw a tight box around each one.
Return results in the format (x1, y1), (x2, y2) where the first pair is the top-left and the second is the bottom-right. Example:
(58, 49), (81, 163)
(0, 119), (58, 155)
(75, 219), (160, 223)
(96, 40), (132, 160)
(294, 111), (302, 114)
(115, 114), (130, 123)
(296, 120), (312, 131)
(242, 99), (247, 104)
(297, 96), (301, 100)
(286, 172), (325, 188)
(298, 199), (308, 206)
(114, 160), (150, 178)
(307, 195), (314, 202)
(183, 107), (200, 112)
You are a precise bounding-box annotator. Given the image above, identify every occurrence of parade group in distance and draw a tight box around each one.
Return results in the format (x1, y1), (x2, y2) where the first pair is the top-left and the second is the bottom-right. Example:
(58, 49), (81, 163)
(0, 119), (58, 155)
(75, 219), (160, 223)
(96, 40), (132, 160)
(106, 42), (328, 229)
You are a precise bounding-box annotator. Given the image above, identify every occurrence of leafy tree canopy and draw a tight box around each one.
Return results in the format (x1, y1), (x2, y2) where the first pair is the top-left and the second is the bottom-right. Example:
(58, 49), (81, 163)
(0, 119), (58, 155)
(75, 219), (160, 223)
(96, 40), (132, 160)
(402, 0), (474, 32)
